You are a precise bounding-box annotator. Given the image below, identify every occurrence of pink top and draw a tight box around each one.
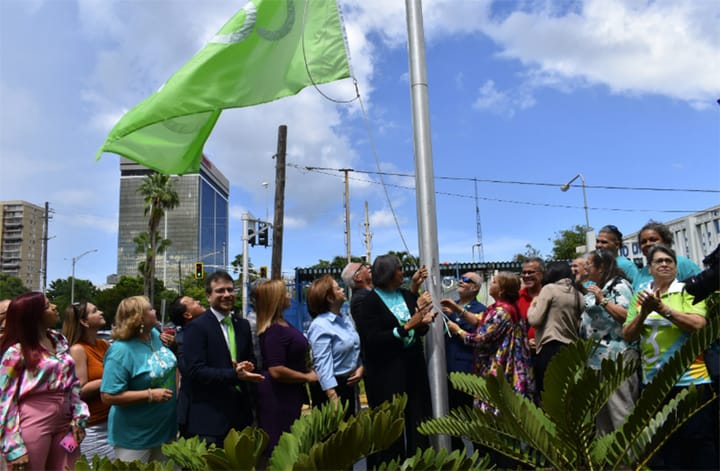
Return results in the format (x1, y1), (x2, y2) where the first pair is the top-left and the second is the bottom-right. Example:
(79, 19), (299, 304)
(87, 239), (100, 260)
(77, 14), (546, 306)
(0, 330), (89, 461)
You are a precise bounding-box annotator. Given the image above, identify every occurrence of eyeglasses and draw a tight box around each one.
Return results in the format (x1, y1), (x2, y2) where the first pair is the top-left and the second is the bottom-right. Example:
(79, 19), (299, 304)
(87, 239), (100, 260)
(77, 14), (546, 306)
(651, 257), (675, 266)
(352, 264), (368, 278)
(521, 270), (539, 276)
(460, 276), (477, 284)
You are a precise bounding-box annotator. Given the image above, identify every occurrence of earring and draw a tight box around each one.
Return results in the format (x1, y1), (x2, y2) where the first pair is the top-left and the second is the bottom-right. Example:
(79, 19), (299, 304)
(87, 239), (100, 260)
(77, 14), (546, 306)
(139, 323), (145, 334)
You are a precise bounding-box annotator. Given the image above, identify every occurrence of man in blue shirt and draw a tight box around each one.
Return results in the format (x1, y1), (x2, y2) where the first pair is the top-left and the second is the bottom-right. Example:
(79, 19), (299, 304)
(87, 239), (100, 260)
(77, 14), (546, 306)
(440, 272), (486, 450)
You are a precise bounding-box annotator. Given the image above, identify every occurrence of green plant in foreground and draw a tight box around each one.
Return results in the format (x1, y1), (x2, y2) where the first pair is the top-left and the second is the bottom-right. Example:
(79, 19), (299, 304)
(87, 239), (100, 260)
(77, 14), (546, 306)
(74, 454), (174, 471)
(419, 313), (719, 471)
(73, 393), (495, 470)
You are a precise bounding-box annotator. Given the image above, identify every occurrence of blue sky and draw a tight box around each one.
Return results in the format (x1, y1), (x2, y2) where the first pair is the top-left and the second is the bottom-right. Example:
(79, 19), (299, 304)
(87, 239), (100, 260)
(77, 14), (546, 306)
(1, 0), (718, 287)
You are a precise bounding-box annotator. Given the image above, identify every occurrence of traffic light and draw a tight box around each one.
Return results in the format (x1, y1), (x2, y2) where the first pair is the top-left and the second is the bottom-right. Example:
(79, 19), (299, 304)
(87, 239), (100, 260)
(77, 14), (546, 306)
(194, 262), (204, 279)
(258, 222), (269, 247)
(247, 223), (257, 246)
(259, 266), (268, 278)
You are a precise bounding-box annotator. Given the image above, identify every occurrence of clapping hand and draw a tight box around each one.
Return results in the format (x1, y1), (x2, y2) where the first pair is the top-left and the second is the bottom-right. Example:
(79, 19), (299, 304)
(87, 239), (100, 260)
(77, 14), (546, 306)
(637, 289), (664, 317)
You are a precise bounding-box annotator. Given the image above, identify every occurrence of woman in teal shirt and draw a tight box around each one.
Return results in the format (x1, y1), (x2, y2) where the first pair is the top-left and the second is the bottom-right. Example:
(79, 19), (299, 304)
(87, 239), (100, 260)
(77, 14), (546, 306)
(101, 296), (177, 463)
(632, 220), (701, 292)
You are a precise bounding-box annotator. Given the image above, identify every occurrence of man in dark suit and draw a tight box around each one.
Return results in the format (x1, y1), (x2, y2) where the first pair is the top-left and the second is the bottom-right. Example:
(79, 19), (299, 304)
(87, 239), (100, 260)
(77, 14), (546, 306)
(182, 270), (263, 446)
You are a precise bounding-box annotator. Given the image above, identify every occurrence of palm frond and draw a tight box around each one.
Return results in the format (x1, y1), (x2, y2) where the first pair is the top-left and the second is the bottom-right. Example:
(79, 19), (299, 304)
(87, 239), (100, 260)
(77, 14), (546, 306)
(596, 315), (719, 469)
(268, 395), (407, 471)
(378, 447), (493, 471)
(540, 339), (596, 426)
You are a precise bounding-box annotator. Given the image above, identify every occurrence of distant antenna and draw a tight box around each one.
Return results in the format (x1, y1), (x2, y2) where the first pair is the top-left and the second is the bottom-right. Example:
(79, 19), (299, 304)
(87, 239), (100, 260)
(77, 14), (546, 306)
(474, 179), (484, 262)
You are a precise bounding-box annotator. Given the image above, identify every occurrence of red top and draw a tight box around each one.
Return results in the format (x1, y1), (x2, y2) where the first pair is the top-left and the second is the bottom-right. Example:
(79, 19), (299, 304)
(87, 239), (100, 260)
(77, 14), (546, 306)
(516, 288), (536, 340)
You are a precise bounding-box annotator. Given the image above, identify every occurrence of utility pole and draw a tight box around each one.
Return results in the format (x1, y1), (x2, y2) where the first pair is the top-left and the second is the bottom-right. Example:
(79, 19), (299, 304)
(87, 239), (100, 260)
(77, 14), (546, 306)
(341, 168), (352, 263)
(271, 125), (286, 280)
(42, 201), (51, 292)
(363, 201), (372, 263)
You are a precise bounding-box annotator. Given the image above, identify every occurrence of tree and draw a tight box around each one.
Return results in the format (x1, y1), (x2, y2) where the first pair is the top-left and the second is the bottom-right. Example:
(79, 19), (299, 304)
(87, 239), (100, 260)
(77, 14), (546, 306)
(551, 224), (586, 259)
(231, 253), (258, 280)
(46, 277), (97, 316)
(512, 243), (542, 262)
(0, 273), (29, 299)
(388, 250), (418, 266)
(308, 255), (372, 270)
(137, 173), (180, 305)
(95, 276), (145, 326)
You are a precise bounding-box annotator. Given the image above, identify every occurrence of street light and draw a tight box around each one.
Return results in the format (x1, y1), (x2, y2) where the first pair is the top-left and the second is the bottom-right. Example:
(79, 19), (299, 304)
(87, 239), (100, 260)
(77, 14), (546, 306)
(70, 249), (98, 304)
(560, 173), (594, 252)
(262, 181), (270, 221)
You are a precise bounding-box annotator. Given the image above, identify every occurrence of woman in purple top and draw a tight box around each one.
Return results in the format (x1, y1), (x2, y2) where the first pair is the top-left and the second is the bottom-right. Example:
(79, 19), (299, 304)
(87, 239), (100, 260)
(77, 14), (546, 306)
(255, 280), (318, 455)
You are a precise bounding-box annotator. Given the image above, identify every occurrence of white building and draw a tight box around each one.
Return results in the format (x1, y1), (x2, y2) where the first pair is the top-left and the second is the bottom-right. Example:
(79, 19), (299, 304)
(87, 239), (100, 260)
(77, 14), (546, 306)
(622, 204), (720, 268)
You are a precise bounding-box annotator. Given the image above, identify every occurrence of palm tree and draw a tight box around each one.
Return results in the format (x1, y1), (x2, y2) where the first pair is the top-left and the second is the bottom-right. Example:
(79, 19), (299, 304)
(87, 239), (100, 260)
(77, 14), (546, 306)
(137, 173), (179, 305)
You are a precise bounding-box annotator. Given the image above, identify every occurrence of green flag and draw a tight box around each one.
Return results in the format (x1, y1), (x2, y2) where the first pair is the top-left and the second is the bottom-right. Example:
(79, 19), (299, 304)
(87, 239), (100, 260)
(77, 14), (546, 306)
(96, 0), (351, 174)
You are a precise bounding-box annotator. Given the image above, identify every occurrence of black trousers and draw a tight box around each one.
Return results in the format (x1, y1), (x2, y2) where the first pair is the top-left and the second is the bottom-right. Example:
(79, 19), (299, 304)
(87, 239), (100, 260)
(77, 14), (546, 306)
(309, 374), (358, 418)
(533, 340), (569, 405)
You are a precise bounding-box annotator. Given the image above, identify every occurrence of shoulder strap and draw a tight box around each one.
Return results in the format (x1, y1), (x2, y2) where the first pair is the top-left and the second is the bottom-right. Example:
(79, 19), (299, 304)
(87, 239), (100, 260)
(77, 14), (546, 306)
(604, 276), (622, 295)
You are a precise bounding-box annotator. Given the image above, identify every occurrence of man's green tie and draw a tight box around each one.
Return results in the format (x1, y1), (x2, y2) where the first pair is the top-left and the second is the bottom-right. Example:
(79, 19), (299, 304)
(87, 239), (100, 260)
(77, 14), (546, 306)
(222, 315), (236, 361)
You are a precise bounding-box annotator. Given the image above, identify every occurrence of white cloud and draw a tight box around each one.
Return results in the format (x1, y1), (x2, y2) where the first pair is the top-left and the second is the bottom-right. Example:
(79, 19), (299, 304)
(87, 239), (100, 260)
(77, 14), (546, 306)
(341, 0), (719, 110)
(472, 80), (536, 117)
(56, 212), (118, 235)
(482, 0), (720, 107)
(229, 205), (248, 221)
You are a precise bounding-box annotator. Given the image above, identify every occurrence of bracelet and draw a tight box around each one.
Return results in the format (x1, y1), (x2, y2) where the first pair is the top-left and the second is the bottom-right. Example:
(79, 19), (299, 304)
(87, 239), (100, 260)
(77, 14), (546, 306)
(661, 306), (673, 320)
(148, 388), (153, 403)
(599, 298), (609, 308)
(457, 329), (466, 338)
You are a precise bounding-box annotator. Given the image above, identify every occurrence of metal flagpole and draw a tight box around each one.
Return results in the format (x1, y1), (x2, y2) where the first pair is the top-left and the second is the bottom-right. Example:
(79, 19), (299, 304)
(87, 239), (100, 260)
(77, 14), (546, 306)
(405, 0), (450, 451)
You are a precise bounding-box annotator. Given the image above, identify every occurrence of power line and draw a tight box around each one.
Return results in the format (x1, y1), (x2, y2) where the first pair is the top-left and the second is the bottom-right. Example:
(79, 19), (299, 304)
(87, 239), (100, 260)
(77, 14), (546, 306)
(294, 164), (719, 193)
(288, 163), (709, 213)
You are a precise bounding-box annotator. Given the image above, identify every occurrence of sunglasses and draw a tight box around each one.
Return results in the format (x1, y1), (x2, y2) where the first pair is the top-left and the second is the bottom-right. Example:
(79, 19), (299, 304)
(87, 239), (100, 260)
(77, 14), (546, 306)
(460, 276), (477, 284)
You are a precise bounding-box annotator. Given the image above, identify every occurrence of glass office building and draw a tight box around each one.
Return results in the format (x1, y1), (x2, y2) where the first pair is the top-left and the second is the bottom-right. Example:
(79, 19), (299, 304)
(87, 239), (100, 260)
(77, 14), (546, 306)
(117, 156), (229, 291)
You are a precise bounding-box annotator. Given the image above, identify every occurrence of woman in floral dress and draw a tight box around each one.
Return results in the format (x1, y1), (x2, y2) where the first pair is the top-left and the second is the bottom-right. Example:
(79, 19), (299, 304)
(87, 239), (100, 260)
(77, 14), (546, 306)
(447, 271), (534, 401)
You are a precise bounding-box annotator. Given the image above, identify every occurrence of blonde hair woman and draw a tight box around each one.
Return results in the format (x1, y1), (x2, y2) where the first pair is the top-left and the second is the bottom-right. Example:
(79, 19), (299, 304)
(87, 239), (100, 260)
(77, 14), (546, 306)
(62, 301), (114, 460)
(255, 280), (318, 455)
(100, 296), (177, 463)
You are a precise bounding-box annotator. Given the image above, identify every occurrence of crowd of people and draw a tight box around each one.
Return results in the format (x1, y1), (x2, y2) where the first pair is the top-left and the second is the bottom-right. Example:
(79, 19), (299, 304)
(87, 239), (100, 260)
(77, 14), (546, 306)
(0, 220), (716, 470)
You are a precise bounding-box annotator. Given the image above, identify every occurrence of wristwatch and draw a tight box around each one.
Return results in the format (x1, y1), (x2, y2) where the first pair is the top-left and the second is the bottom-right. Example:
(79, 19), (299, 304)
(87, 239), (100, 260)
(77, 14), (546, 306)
(599, 298), (609, 308)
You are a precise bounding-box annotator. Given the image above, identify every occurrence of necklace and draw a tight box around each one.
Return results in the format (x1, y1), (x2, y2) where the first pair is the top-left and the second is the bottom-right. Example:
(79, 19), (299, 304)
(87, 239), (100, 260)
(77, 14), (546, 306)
(142, 336), (167, 369)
